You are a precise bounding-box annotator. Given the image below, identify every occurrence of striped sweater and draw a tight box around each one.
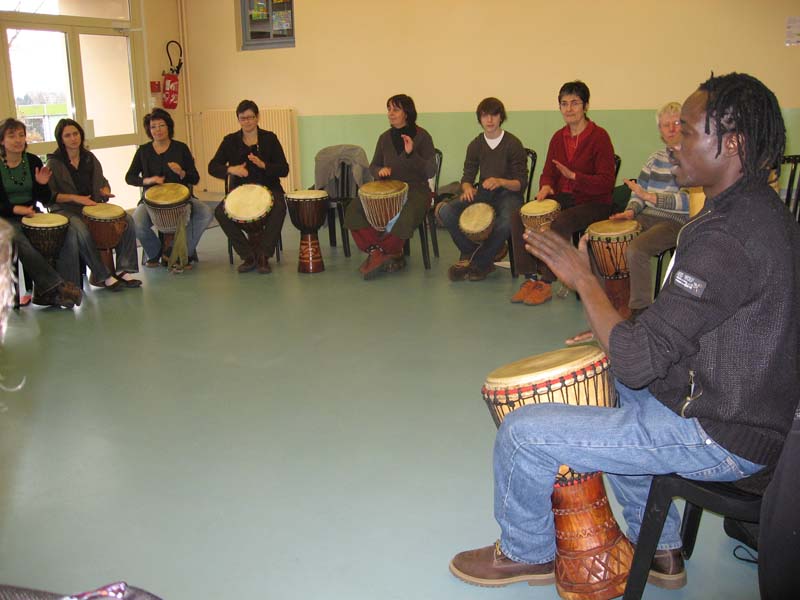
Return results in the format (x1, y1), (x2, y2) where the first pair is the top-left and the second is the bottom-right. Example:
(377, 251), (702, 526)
(626, 148), (689, 224)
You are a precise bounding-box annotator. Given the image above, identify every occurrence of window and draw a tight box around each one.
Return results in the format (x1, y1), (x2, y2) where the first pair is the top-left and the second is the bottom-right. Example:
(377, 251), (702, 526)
(0, 0), (129, 20)
(1, 0), (149, 209)
(241, 0), (295, 50)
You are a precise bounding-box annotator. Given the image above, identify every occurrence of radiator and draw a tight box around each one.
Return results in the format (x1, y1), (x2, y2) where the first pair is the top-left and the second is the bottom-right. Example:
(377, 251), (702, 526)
(189, 108), (301, 195)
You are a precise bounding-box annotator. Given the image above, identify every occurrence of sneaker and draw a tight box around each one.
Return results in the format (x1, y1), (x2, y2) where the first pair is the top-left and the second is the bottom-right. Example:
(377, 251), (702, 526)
(648, 547), (687, 589)
(237, 257), (256, 273)
(448, 259), (471, 282)
(468, 263), (495, 281)
(524, 281), (552, 305)
(511, 279), (537, 303)
(449, 541), (555, 588)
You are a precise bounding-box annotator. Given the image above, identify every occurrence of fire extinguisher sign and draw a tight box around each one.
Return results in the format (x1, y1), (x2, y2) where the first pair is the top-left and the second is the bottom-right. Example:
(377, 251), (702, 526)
(162, 73), (179, 109)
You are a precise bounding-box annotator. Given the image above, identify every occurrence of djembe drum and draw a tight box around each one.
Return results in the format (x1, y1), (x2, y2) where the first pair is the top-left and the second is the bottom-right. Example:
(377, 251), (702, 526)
(481, 346), (633, 600)
(586, 220), (641, 318)
(358, 180), (408, 231)
(458, 202), (495, 243)
(520, 199), (561, 231)
(224, 184), (273, 234)
(286, 189), (329, 273)
(82, 203), (128, 274)
(21, 213), (69, 268)
(143, 183), (191, 268)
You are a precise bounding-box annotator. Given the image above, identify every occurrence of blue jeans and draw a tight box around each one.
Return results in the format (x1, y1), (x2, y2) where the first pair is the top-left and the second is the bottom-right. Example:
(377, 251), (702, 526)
(439, 188), (521, 269)
(58, 214), (139, 285)
(494, 382), (764, 564)
(134, 199), (214, 261)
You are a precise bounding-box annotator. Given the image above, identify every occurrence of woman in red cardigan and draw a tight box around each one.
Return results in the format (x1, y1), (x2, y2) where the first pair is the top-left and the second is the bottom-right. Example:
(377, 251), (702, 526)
(511, 80), (616, 305)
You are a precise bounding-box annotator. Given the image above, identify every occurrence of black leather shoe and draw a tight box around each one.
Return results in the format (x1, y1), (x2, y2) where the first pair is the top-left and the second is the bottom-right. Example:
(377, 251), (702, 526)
(116, 272), (142, 288)
(104, 277), (125, 292)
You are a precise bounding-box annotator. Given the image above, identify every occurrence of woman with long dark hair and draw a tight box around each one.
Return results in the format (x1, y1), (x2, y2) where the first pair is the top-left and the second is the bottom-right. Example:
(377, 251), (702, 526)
(47, 118), (140, 290)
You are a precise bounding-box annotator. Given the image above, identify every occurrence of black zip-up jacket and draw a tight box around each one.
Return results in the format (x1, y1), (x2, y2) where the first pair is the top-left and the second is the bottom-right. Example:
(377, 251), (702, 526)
(610, 178), (800, 491)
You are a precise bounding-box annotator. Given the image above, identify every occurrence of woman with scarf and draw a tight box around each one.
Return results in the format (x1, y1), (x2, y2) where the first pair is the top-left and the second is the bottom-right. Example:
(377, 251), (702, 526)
(344, 94), (437, 279)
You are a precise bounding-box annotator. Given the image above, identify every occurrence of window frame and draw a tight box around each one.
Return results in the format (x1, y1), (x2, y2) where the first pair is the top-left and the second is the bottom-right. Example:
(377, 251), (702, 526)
(239, 0), (295, 51)
(0, 4), (148, 157)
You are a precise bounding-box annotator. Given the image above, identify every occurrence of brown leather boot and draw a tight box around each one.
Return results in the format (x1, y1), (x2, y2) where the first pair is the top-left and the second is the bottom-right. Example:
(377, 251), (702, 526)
(257, 255), (271, 274)
(237, 256), (256, 273)
(449, 541), (555, 587)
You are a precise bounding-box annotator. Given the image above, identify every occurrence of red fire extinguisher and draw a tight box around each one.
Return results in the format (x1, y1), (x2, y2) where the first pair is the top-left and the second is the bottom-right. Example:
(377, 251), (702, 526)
(162, 40), (183, 110)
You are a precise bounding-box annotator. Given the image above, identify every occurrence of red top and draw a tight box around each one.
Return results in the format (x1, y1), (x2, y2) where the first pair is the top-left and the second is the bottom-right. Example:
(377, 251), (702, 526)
(539, 120), (616, 205)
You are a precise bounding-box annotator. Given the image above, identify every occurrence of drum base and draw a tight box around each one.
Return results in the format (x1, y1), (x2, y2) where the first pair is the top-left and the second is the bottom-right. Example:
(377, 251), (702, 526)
(553, 472), (634, 600)
(298, 234), (324, 273)
(602, 278), (632, 320)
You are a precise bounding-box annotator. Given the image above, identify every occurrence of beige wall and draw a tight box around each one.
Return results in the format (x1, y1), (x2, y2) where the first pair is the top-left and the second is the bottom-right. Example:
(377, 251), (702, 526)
(141, 0), (188, 140)
(182, 0), (800, 116)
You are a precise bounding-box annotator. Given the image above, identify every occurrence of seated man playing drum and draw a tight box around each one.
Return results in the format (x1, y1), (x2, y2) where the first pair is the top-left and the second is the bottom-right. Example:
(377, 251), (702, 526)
(438, 97), (527, 282)
(208, 100), (289, 274)
(510, 80), (616, 305)
(450, 74), (800, 595)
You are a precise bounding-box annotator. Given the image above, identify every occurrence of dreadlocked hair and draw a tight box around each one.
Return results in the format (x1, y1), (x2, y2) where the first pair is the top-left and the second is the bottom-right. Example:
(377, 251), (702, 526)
(699, 72), (786, 187)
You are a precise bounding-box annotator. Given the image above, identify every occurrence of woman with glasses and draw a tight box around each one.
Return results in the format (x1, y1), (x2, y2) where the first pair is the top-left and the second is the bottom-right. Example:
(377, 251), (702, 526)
(510, 80), (616, 306)
(126, 108), (212, 269)
(208, 99), (289, 274)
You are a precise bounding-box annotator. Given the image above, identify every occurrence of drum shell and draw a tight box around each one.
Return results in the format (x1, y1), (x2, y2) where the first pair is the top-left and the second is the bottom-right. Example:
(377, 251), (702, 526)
(21, 218), (69, 261)
(287, 196), (329, 234)
(481, 351), (615, 429)
(82, 210), (128, 250)
(520, 201), (560, 231)
(358, 180), (408, 231)
(586, 220), (641, 279)
(459, 202), (495, 243)
(143, 198), (190, 234)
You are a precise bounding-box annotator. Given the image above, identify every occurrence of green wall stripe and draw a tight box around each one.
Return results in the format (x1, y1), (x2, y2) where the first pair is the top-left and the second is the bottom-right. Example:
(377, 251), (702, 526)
(299, 109), (800, 192)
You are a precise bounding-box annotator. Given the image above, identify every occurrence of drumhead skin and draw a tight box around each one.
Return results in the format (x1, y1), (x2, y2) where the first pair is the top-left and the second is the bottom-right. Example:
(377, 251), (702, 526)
(586, 219), (640, 237)
(521, 199), (560, 217)
(286, 189), (329, 201)
(83, 203), (126, 220)
(485, 345), (607, 389)
(144, 183), (190, 206)
(459, 202), (495, 234)
(21, 213), (69, 228)
(225, 184), (273, 222)
(359, 179), (408, 198)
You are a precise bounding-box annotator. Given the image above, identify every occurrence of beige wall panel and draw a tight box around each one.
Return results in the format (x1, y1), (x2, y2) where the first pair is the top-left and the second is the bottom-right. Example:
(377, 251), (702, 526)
(183, 0), (800, 116)
(142, 0), (187, 140)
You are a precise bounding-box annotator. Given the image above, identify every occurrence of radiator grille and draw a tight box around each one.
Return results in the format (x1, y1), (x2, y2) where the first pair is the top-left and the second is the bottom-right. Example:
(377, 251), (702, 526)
(189, 108), (300, 194)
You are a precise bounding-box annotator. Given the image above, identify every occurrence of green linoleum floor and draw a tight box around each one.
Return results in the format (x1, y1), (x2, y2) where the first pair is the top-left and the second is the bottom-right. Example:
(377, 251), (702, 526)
(0, 224), (759, 599)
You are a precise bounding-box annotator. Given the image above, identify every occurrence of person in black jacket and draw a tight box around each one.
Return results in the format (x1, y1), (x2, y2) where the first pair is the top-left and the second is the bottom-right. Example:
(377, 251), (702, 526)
(208, 100), (289, 274)
(449, 73), (799, 592)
